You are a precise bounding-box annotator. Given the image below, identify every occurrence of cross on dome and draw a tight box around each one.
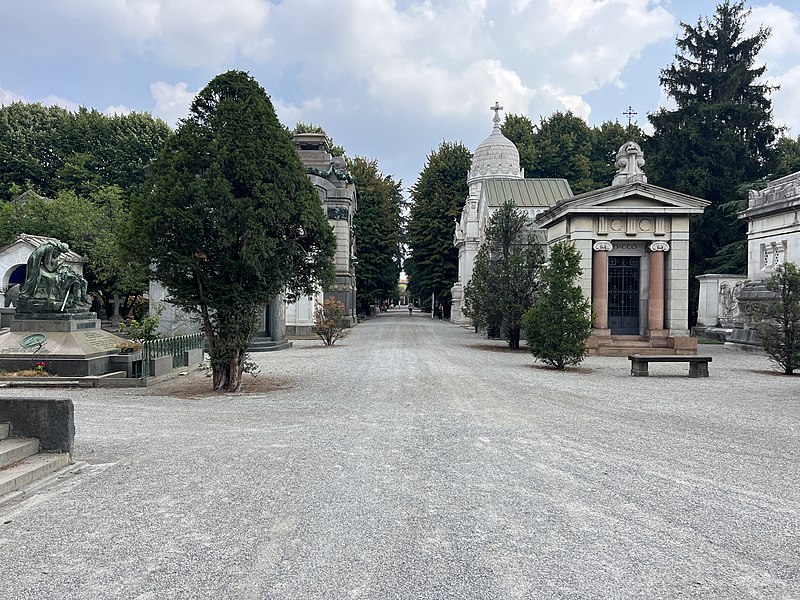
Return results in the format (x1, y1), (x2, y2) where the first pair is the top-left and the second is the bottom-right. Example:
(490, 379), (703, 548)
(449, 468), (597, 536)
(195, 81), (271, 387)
(490, 101), (504, 128)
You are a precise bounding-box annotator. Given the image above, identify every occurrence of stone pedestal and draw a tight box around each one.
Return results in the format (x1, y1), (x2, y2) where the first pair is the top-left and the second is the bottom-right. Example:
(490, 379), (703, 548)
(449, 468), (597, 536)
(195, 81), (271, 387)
(0, 313), (130, 376)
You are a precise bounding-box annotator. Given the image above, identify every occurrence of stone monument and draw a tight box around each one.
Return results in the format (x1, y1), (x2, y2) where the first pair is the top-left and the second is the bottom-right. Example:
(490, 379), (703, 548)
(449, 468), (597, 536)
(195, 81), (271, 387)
(0, 239), (129, 376)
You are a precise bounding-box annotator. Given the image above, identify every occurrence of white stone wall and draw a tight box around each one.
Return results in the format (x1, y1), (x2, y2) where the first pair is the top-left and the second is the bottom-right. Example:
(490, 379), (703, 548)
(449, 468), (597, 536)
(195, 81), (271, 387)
(665, 235), (690, 333)
(746, 210), (800, 280)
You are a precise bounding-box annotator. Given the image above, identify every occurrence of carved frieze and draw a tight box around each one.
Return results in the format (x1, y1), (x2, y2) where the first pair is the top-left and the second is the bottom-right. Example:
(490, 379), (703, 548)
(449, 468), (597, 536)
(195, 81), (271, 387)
(327, 207), (349, 221)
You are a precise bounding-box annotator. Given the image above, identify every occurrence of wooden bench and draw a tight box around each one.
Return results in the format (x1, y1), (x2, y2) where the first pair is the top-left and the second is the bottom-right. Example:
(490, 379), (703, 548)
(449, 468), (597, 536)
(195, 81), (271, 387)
(628, 354), (712, 378)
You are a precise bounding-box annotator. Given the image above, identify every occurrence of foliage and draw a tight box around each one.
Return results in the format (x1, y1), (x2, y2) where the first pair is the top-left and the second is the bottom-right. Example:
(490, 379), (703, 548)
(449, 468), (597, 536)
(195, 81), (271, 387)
(0, 102), (171, 200)
(774, 135), (800, 178)
(756, 262), (800, 375)
(523, 241), (592, 369)
(463, 200), (544, 349)
(646, 0), (779, 287)
(34, 361), (47, 374)
(349, 157), (405, 314)
(130, 70), (336, 392)
(117, 305), (164, 342)
(406, 141), (471, 309)
(312, 297), (350, 346)
(0, 186), (149, 309)
(501, 112), (644, 193)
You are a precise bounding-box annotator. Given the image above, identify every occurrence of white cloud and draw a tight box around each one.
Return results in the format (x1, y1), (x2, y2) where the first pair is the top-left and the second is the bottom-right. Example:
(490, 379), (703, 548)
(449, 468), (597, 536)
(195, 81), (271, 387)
(272, 97), (324, 128)
(0, 84), (25, 105)
(150, 81), (197, 125)
(772, 65), (800, 136)
(105, 105), (134, 117)
(40, 95), (81, 112)
(52, 0), (273, 68)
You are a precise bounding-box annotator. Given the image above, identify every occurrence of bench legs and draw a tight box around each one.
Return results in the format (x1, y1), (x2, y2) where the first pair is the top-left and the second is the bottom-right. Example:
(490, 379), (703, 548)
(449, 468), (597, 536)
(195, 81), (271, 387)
(631, 362), (648, 377)
(689, 362), (710, 378)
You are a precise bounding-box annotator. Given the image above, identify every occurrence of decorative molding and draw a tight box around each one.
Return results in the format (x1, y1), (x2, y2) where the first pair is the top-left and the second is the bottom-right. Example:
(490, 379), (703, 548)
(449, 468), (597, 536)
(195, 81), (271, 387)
(626, 216), (637, 236)
(648, 241), (670, 252)
(593, 241), (613, 252)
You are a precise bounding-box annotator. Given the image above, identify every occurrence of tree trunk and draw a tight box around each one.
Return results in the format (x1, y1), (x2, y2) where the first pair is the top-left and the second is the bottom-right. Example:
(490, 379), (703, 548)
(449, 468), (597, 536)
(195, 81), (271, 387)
(508, 328), (520, 350)
(211, 348), (246, 392)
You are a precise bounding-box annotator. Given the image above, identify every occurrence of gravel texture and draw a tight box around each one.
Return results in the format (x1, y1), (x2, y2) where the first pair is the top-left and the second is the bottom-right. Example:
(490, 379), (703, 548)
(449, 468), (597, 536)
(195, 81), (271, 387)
(0, 309), (798, 599)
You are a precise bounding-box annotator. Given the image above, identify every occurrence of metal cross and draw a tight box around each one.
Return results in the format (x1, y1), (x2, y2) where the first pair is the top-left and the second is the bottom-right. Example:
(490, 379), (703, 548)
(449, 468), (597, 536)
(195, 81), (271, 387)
(623, 105), (637, 128)
(490, 101), (504, 125)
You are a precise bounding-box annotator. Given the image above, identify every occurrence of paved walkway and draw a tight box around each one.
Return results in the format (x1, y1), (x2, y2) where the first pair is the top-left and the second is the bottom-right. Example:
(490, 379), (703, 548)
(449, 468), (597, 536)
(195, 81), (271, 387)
(1, 309), (798, 599)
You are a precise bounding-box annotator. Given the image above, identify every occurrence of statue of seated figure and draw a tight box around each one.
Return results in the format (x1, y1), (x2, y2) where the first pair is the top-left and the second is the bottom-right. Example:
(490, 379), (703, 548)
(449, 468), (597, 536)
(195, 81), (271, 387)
(16, 239), (91, 314)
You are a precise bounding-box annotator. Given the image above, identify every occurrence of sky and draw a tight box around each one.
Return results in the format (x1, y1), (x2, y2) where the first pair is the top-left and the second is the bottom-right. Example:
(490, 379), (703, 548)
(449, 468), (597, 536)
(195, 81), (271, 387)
(2, 0), (800, 195)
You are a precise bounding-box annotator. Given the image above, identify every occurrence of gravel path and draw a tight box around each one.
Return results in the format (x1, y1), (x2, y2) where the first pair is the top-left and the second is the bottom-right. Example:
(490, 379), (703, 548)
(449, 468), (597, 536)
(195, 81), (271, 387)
(0, 309), (798, 599)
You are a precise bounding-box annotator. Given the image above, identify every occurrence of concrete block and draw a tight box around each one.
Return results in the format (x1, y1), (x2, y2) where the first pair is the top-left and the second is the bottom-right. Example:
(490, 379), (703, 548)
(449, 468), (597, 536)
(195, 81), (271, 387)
(149, 355), (173, 377)
(0, 397), (74, 454)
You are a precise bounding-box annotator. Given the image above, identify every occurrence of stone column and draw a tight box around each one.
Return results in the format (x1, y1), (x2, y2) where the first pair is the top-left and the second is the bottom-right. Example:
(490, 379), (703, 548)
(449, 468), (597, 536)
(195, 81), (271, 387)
(647, 241), (669, 336)
(592, 241), (612, 333)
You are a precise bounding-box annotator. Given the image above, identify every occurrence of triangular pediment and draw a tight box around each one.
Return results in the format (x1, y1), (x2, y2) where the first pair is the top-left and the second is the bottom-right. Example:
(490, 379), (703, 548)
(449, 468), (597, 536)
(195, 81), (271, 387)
(535, 182), (709, 227)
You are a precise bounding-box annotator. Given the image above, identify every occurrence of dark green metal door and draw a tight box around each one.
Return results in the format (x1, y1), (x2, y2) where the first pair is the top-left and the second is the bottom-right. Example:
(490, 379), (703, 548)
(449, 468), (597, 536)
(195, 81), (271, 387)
(608, 256), (640, 335)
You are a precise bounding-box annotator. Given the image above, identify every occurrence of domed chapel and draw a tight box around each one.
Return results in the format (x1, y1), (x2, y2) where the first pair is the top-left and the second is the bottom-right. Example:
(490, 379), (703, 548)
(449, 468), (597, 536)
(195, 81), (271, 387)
(452, 104), (710, 355)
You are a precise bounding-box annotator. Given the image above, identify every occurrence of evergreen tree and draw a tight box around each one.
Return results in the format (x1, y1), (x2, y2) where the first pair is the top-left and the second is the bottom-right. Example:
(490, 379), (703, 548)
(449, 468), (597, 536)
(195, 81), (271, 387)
(406, 141), (471, 310)
(646, 0), (779, 288)
(523, 241), (592, 369)
(131, 71), (335, 392)
(501, 114), (537, 177)
(350, 157), (404, 313)
(756, 262), (800, 375)
(463, 200), (544, 349)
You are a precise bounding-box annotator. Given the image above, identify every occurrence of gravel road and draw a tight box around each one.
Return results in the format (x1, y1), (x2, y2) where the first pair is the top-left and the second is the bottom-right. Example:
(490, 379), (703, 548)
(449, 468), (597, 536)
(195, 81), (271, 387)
(0, 309), (798, 599)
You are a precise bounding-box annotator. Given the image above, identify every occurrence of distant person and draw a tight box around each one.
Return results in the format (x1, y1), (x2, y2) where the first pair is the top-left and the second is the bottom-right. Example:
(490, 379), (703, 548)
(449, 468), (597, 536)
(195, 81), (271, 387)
(437, 303), (443, 320)
(408, 304), (413, 316)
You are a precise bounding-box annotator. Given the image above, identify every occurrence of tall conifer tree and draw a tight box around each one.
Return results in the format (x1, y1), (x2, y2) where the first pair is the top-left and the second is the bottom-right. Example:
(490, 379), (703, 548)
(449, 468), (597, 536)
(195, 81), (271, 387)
(647, 0), (779, 291)
(406, 141), (471, 309)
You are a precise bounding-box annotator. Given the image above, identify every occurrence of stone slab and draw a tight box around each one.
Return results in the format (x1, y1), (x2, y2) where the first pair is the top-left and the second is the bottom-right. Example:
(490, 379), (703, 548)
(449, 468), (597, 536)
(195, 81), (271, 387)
(0, 327), (125, 359)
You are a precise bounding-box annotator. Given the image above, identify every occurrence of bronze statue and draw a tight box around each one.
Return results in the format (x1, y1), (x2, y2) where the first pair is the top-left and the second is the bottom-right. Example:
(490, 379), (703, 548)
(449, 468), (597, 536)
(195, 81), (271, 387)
(16, 240), (90, 314)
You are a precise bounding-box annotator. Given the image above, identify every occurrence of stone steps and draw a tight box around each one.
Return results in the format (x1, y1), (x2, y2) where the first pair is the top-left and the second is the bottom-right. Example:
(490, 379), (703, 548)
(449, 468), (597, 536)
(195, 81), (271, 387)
(0, 452), (70, 497)
(248, 338), (292, 352)
(0, 431), (71, 499)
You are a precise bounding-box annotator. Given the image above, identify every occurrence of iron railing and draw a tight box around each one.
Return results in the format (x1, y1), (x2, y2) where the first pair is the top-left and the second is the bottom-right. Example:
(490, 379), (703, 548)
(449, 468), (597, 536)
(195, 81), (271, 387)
(141, 333), (205, 378)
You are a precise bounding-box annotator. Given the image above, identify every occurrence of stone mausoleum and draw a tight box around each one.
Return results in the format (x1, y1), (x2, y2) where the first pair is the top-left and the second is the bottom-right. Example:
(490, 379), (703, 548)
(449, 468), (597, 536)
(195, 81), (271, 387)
(535, 142), (709, 355)
(287, 132), (358, 335)
(451, 104), (572, 324)
(698, 170), (800, 350)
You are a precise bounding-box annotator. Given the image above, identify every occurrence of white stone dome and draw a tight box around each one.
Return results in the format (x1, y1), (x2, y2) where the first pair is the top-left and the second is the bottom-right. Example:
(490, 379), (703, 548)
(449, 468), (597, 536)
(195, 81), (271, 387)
(469, 118), (522, 182)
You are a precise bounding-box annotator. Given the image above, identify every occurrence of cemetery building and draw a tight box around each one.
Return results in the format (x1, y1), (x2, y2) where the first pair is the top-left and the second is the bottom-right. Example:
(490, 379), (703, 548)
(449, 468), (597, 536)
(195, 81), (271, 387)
(535, 141), (709, 355)
(698, 170), (800, 350)
(451, 104), (572, 323)
(287, 132), (357, 335)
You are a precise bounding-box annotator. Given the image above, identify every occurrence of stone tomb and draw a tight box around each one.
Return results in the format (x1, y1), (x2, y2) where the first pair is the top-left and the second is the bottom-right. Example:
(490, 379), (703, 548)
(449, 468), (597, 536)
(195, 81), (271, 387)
(535, 142), (709, 355)
(0, 239), (129, 377)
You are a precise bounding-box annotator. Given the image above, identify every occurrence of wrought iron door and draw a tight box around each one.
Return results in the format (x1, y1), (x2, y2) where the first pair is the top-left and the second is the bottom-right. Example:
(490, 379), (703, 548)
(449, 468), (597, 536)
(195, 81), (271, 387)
(608, 256), (640, 334)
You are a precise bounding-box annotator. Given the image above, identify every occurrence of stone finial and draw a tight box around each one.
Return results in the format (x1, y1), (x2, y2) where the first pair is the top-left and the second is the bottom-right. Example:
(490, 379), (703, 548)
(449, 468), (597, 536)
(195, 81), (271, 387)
(612, 141), (647, 186)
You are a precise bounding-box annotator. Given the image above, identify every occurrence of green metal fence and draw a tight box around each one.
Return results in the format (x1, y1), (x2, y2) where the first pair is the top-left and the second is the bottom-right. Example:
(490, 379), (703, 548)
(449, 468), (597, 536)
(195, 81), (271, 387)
(141, 333), (205, 378)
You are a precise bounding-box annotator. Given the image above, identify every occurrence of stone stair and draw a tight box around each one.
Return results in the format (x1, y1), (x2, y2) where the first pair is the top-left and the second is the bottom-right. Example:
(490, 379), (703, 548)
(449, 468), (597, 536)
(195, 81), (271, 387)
(247, 336), (292, 352)
(594, 335), (675, 357)
(0, 421), (70, 499)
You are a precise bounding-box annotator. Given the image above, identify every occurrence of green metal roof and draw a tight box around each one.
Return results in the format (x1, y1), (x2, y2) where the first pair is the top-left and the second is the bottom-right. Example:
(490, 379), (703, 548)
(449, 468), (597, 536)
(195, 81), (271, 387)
(482, 178), (573, 208)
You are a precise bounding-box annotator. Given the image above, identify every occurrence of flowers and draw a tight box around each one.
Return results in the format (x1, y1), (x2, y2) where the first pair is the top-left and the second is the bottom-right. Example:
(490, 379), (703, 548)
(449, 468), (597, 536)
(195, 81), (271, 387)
(34, 361), (46, 374)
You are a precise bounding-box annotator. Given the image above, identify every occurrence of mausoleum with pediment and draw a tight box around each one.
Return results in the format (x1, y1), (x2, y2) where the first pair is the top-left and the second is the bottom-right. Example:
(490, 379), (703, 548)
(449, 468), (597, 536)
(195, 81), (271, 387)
(534, 141), (709, 355)
(452, 107), (709, 355)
